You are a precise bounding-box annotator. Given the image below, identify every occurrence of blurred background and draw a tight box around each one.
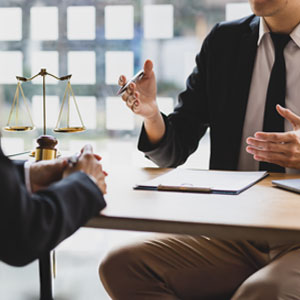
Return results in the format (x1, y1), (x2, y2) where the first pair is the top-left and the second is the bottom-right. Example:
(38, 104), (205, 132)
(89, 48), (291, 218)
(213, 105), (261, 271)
(0, 0), (251, 299)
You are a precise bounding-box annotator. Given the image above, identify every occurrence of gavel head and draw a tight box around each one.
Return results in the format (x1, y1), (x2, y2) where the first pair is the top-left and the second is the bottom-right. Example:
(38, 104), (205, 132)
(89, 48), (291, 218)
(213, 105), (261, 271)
(35, 135), (58, 161)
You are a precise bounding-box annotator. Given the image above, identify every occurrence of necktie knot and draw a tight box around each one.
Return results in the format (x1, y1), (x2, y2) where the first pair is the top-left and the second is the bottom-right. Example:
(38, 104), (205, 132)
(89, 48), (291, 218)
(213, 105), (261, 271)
(270, 32), (290, 53)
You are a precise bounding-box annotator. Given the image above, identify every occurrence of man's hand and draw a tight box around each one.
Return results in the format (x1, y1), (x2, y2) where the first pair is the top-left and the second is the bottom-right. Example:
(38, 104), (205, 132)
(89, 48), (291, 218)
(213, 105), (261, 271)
(119, 59), (166, 144)
(63, 144), (107, 194)
(246, 104), (300, 169)
(30, 158), (68, 193)
(119, 59), (160, 120)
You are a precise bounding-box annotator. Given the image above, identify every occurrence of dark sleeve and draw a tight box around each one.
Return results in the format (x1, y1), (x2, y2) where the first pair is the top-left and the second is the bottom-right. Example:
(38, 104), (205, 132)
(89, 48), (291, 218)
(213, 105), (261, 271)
(0, 152), (106, 267)
(12, 160), (26, 182)
(138, 24), (218, 168)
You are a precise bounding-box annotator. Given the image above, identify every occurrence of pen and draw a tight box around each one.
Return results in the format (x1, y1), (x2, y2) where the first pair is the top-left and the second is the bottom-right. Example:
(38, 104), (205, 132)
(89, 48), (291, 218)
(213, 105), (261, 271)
(67, 153), (108, 177)
(7, 151), (31, 157)
(157, 184), (211, 193)
(67, 153), (80, 167)
(116, 70), (144, 95)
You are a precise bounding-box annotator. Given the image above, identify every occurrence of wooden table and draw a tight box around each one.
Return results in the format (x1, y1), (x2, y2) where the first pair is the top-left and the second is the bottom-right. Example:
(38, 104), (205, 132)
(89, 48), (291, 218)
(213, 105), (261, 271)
(87, 167), (300, 244)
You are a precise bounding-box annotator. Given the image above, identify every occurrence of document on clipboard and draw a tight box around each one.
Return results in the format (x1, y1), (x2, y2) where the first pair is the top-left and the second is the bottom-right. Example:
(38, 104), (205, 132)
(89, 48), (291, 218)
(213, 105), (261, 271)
(134, 169), (268, 195)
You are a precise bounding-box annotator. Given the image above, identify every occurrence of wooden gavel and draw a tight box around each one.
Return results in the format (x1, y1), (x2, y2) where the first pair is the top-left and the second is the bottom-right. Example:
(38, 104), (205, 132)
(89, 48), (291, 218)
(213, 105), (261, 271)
(35, 135), (58, 161)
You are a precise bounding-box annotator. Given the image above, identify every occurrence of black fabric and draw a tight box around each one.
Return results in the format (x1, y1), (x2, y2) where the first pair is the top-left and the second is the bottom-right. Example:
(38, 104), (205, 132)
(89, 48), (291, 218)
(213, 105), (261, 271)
(259, 33), (290, 173)
(0, 146), (106, 266)
(138, 15), (260, 170)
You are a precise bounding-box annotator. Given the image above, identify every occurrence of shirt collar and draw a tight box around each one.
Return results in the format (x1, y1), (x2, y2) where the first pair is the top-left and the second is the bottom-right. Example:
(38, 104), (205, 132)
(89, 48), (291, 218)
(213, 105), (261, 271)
(258, 16), (300, 48)
(257, 17), (269, 46)
(291, 22), (300, 47)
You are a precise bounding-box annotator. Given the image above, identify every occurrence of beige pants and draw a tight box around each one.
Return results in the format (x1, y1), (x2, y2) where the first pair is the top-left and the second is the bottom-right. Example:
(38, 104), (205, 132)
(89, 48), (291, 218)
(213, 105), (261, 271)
(99, 235), (300, 300)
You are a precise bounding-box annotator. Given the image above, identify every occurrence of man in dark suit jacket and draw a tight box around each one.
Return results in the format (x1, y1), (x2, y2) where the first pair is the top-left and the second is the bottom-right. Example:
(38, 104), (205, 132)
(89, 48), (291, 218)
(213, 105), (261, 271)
(100, 0), (300, 299)
(0, 143), (107, 266)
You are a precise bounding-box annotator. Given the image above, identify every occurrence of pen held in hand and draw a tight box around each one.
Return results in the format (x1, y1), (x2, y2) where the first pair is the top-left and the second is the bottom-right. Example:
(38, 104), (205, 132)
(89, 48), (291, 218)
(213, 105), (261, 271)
(67, 153), (108, 177)
(116, 70), (144, 96)
(67, 153), (80, 167)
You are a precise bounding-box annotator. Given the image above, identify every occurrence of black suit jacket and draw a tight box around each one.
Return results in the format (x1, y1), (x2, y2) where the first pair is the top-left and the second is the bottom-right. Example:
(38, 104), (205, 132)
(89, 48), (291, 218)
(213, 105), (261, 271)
(138, 15), (260, 170)
(0, 146), (106, 266)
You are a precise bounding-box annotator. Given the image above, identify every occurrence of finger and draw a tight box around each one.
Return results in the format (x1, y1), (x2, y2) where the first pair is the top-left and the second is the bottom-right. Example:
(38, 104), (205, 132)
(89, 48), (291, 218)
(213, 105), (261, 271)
(100, 182), (107, 194)
(121, 88), (134, 102)
(276, 105), (300, 128)
(134, 91), (140, 101)
(254, 131), (296, 143)
(247, 137), (287, 152)
(103, 170), (108, 176)
(132, 99), (140, 113)
(246, 146), (286, 165)
(51, 157), (66, 165)
(121, 83), (136, 99)
(81, 144), (93, 155)
(118, 75), (127, 86)
(126, 94), (136, 107)
(61, 159), (68, 168)
(130, 92), (140, 109)
(94, 154), (102, 161)
(128, 82), (136, 93)
(49, 158), (68, 170)
(143, 59), (153, 78)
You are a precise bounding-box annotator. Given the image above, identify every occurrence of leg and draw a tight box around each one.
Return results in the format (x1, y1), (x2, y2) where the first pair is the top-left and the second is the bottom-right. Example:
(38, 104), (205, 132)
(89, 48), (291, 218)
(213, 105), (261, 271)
(39, 252), (53, 300)
(232, 246), (300, 300)
(100, 235), (268, 300)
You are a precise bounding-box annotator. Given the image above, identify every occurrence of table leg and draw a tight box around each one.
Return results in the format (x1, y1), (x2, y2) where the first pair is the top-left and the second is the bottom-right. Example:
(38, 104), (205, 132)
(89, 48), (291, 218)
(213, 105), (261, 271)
(39, 252), (53, 300)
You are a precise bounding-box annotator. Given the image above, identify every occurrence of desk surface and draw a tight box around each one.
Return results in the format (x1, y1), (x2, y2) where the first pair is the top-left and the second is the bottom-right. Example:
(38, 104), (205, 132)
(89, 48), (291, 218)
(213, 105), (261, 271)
(86, 168), (300, 243)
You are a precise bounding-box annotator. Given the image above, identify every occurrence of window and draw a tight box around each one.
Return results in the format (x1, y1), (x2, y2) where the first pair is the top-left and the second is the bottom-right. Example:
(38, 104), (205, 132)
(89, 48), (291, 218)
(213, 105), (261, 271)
(105, 5), (134, 40)
(0, 0), (252, 157)
(67, 6), (96, 40)
(144, 5), (174, 39)
(30, 7), (58, 40)
(1, 1), (251, 144)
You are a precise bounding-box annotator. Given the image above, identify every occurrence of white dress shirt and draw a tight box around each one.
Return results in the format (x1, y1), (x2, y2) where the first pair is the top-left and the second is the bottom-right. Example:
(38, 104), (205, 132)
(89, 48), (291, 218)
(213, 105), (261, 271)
(24, 161), (32, 193)
(237, 17), (300, 174)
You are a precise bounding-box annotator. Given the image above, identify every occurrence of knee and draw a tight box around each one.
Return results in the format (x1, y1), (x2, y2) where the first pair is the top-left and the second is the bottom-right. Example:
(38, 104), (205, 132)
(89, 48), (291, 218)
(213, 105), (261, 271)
(99, 244), (145, 295)
(232, 277), (280, 300)
(99, 246), (134, 286)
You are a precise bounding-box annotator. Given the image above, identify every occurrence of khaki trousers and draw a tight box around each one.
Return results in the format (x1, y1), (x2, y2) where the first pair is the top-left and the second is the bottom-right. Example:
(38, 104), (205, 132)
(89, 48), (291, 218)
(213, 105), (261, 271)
(99, 235), (300, 300)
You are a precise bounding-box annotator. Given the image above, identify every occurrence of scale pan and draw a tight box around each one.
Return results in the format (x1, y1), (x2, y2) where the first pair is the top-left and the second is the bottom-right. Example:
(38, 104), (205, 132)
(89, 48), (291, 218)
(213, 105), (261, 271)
(4, 126), (35, 132)
(53, 127), (86, 133)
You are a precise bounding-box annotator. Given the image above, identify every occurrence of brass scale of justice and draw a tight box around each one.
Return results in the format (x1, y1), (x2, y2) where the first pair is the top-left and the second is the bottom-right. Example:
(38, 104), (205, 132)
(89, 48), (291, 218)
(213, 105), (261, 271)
(4, 68), (86, 161)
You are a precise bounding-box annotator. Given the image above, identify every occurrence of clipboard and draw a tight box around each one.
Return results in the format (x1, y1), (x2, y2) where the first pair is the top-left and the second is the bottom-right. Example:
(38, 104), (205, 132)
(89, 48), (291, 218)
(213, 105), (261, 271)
(134, 169), (268, 195)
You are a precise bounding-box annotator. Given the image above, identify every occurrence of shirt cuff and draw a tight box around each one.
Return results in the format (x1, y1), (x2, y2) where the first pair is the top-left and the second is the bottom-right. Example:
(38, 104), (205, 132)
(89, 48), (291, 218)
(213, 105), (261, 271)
(137, 112), (169, 152)
(24, 161), (33, 193)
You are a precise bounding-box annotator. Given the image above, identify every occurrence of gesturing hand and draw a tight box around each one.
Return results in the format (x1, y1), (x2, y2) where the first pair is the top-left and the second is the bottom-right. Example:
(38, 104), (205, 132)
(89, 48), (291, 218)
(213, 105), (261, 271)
(119, 59), (160, 120)
(246, 104), (300, 169)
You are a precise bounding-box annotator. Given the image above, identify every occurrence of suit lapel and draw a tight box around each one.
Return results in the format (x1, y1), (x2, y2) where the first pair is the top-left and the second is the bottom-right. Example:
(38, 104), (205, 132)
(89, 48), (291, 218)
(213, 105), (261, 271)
(230, 16), (260, 169)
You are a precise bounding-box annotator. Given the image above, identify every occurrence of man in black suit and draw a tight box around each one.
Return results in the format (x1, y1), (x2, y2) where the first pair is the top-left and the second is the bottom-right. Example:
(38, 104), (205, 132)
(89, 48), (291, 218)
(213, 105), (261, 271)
(0, 143), (107, 266)
(100, 0), (300, 299)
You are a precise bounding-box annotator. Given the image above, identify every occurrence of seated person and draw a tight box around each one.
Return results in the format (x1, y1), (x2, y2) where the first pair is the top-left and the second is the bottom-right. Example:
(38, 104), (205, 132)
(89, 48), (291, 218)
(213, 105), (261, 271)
(99, 0), (300, 298)
(0, 143), (107, 266)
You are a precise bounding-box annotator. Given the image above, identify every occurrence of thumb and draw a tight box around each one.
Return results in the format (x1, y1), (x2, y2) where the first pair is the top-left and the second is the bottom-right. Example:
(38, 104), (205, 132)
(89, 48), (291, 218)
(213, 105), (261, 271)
(143, 59), (153, 78)
(53, 158), (68, 170)
(276, 104), (300, 130)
